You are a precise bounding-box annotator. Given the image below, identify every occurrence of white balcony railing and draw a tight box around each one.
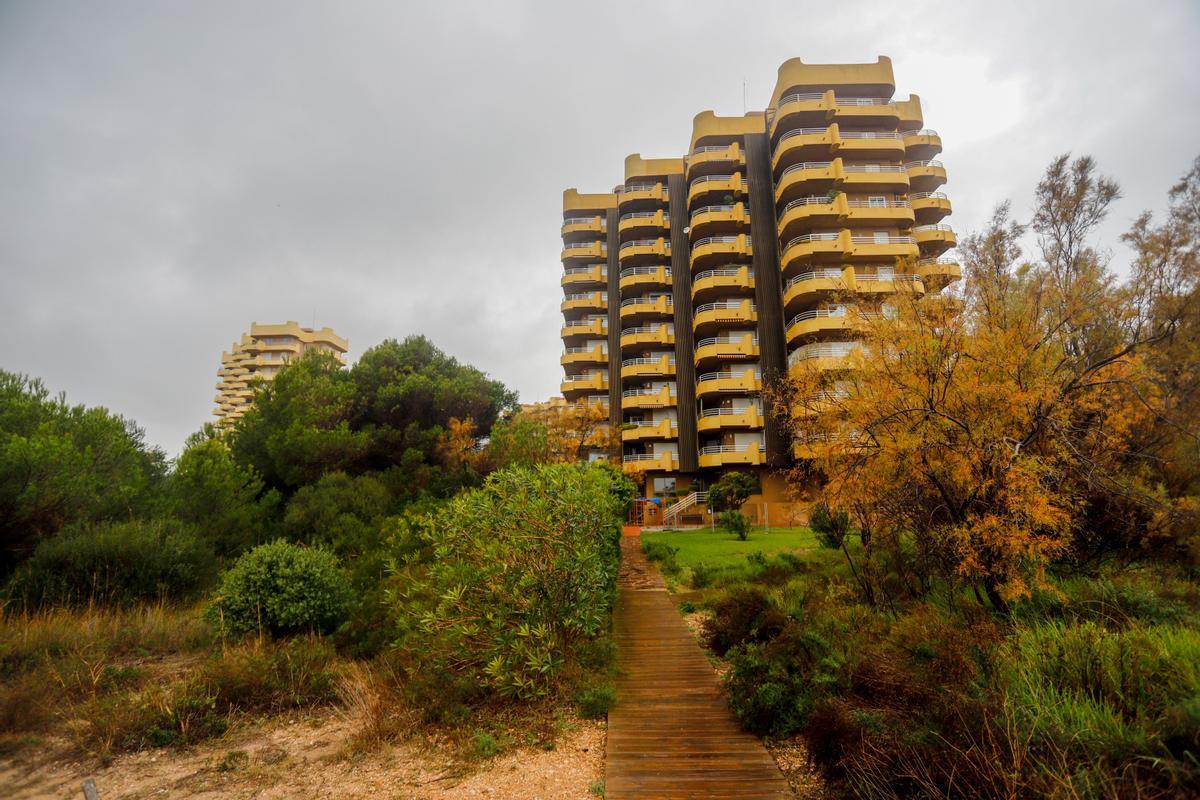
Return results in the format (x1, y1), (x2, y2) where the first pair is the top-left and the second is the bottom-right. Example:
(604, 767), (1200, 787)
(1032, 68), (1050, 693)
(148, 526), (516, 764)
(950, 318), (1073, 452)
(619, 266), (671, 279)
(689, 173), (743, 190)
(905, 160), (945, 169)
(693, 266), (753, 282)
(694, 301), (756, 315)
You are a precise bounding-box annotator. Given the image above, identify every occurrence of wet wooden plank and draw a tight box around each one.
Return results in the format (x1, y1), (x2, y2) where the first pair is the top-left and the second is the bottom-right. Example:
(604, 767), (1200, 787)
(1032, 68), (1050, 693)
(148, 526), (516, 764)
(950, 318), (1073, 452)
(604, 538), (793, 799)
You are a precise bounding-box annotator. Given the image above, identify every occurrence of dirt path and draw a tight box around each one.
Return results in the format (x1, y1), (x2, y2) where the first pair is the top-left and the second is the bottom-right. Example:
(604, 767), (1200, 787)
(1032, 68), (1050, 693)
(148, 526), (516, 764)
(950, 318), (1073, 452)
(604, 536), (793, 799)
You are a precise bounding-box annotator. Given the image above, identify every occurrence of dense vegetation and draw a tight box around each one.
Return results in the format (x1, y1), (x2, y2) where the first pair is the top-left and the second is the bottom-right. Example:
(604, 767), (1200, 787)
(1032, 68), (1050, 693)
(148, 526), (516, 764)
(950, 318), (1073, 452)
(0, 334), (633, 762)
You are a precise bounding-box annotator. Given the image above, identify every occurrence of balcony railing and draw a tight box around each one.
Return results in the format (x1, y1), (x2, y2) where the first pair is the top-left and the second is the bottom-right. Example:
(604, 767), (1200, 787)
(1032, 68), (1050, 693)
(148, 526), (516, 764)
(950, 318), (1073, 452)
(694, 301), (757, 314)
(776, 126), (829, 143)
(621, 356), (676, 367)
(847, 199), (910, 208)
(689, 173), (743, 189)
(623, 387), (678, 398)
(692, 235), (742, 248)
(912, 224), (955, 233)
(563, 346), (606, 355)
(693, 266), (753, 282)
(834, 97), (894, 106)
(788, 307), (846, 327)
(563, 292), (607, 302)
(910, 191), (949, 200)
(844, 164), (905, 173)
(692, 144), (736, 154)
(918, 257), (959, 266)
(621, 324), (673, 337)
(785, 233), (839, 249)
(620, 294), (673, 308)
(620, 239), (670, 251)
(788, 341), (863, 365)
(780, 196), (836, 215)
(698, 369), (762, 383)
(908, 129), (939, 137)
(691, 203), (748, 219)
(777, 92), (825, 106)
(851, 234), (914, 244)
(563, 216), (606, 227)
(699, 405), (761, 418)
(699, 442), (762, 455)
(905, 160), (944, 169)
(619, 266), (671, 279)
(563, 265), (606, 276)
(780, 161), (834, 178)
(696, 334), (759, 349)
(841, 130), (903, 140)
(619, 211), (670, 222)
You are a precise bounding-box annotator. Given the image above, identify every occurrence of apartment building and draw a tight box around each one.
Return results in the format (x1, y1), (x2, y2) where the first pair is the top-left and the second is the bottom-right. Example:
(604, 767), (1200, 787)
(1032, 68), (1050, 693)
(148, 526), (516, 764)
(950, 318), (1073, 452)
(558, 56), (958, 505)
(214, 321), (348, 424)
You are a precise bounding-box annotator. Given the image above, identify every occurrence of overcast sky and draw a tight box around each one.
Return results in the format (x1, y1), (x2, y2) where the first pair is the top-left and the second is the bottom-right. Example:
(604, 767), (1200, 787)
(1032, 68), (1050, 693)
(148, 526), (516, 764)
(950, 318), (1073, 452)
(2, 1), (1198, 456)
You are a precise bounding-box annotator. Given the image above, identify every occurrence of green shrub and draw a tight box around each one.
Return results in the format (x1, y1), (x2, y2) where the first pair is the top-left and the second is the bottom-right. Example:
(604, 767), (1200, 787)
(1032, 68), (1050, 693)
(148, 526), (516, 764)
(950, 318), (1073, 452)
(720, 510), (750, 541)
(704, 587), (787, 656)
(809, 503), (850, 549)
(393, 463), (624, 703)
(641, 540), (678, 563)
(206, 540), (352, 637)
(472, 730), (499, 758)
(689, 564), (714, 589)
(6, 520), (215, 608)
(576, 684), (616, 719)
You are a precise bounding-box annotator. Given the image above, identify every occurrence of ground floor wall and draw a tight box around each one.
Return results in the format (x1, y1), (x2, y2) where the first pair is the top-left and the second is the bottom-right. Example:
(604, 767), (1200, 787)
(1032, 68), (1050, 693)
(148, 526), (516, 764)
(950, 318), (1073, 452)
(628, 467), (819, 529)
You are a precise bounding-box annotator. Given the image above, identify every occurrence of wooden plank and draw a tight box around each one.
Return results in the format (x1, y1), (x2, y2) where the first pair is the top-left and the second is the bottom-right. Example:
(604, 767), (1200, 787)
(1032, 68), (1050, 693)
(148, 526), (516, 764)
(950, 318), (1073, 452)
(604, 537), (792, 798)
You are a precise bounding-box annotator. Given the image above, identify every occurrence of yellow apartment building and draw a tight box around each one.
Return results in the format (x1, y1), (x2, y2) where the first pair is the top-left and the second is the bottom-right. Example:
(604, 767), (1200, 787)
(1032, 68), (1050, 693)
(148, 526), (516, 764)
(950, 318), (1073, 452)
(558, 56), (958, 522)
(214, 321), (348, 424)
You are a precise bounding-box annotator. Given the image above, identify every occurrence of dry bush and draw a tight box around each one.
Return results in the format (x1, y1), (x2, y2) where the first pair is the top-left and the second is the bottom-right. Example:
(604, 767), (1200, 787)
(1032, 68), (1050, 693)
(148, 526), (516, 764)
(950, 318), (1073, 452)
(335, 659), (416, 753)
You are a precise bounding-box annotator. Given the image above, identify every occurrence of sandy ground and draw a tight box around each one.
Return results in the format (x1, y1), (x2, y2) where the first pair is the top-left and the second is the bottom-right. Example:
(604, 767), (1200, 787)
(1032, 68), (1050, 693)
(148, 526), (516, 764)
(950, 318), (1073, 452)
(1, 710), (606, 800)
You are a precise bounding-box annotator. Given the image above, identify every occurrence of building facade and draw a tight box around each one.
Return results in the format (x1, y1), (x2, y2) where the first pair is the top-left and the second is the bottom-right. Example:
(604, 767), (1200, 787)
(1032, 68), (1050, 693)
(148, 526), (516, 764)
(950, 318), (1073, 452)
(214, 321), (348, 424)
(558, 56), (959, 505)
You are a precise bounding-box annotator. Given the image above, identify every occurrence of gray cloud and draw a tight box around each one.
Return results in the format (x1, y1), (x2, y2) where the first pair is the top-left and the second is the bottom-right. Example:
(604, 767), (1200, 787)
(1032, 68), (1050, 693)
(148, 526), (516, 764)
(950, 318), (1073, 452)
(2, 0), (1198, 455)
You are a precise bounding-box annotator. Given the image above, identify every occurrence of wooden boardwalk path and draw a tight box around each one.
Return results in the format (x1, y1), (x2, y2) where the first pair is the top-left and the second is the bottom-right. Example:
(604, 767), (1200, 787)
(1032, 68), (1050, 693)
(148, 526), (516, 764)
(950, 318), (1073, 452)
(604, 536), (793, 799)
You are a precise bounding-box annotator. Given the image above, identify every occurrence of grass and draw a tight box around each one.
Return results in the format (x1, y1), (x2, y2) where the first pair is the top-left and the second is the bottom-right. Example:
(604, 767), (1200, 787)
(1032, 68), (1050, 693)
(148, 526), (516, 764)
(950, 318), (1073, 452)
(641, 526), (819, 571)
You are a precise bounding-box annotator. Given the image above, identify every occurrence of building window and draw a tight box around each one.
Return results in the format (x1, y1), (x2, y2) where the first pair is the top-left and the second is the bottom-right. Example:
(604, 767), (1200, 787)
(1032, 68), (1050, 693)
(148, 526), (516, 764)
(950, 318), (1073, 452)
(652, 477), (676, 496)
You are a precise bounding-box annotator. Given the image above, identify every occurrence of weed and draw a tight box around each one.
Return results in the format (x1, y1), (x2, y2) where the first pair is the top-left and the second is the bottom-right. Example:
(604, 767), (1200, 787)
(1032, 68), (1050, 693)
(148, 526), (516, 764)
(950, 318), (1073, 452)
(576, 684), (616, 719)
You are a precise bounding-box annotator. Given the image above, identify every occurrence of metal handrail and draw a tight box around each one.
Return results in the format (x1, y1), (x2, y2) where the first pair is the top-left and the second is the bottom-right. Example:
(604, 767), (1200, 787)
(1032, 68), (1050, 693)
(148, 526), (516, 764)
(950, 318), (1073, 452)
(698, 406), (759, 418)
(785, 268), (845, 288)
(777, 92), (826, 106)
(777, 126), (829, 142)
(563, 241), (605, 252)
(692, 144), (736, 154)
(905, 160), (945, 169)
(844, 164), (905, 173)
(619, 266), (671, 279)
(563, 216), (605, 226)
(696, 334), (759, 348)
(619, 239), (669, 251)
(781, 196), (836, 213)
(697, 368), (762, 382)
(693, 266), (753, 282)
(788, 307), (847, 326)
(840, 130), (903, 140)
(851, 234), (914, 244)
(691, 203), (746, 218)
(780, 161), (834, 178)
(918, 257), (959, 265)
(847, 199), (910, 208)
(563, 345), (606, 355)
(619, 210), (670, 223)
(906, 128), (939, 137)
(692, 235), (742, 248)
(621, 183), (662, 193)
(912, 224), (955, 233)
(561, 320), (608, 331)
(788, 341), (862, 364)
(910, 191), (949, 200)
(620, 324), (673, 337)
(620, 294), (673, 308)
(699, 443), (760, 454)
(621, 356), (676, 367)
(622, 387), (678, 398)
(785, 233), (840, 248)
(563, 292), (607, 301)
(835, 97), (894, 106)
(689, 173), (743, 189)
(563, 265), (605, 276)
(694, 300), (756, 314)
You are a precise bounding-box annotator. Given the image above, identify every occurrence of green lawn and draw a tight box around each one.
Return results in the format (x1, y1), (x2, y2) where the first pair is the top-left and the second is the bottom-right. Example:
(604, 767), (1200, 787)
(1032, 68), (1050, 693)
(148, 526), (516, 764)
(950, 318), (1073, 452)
(641, 526), (819, 573)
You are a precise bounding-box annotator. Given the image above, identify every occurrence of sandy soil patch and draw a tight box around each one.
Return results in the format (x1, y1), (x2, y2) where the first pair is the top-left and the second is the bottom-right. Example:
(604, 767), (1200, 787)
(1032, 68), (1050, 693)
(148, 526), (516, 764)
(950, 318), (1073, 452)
(1, 710), (605, 800)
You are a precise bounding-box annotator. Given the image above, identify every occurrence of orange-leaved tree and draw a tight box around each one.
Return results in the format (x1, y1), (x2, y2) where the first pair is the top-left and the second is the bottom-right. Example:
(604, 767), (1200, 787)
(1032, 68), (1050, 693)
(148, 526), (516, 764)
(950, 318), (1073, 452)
(774, 154), (1197, 611)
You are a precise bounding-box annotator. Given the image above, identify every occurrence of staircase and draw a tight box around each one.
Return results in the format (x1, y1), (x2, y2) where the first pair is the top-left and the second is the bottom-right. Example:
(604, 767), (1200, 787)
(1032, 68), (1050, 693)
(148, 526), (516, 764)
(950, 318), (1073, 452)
(663, 491), (708, 526)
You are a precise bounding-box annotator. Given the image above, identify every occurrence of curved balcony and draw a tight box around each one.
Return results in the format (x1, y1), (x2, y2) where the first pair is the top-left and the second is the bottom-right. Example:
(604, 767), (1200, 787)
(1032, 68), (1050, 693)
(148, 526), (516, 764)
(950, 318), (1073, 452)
(917, 257), (962, 289)
(698, 441), (765, 468)
(696, 406), (763, 433)
(561, 240), (606, 264)
(906, 160), (948, 193)
(561, 215), (607, 239)
(690, 234), (752, 269)
(561, 343), (608, 366)
(692, 265), (754, 301)
(772, 125), (838, 173)
(837, 129), (906, 160)
(693, 299), (757, 333)
(775, 160), (840, 204)
(785, 307), (881, 344)
(619, 265), (671, 293)
(622, 419), (679, 442)
(695, 367), (761, 399)
(561, 264), (607, 288)
(903, 129), (942, 161)
(830, 96), (900, 127)
(617, 182), (668, 211)
(688, 142), (746, 178)
(783, 267), (847, 308)
(561, 317), (608, 340)
(780, 231), (847, 267)
(897, 96), (924, 131)
(688, 173), (748, 209)
(619, 293), (673, 322)
(620, 324), (675, 351)
(777, 195), (914, 242)
(621, 354), (676, 380)
(787, 341), (864, 373)
(561, 373), (608, 395)
(841, 163), (909, 193)
(622, 385), (678, 410)
(913, 224), (957, 255)
(689, 203), (750, 238)
(694, 333), (759, 369)
(618, 237), (670, 265)
(771, 91), (835, 140)
(618, 209), (670, 237)
(622, 451), (679, 474)
(910, 191), (952, 224)
(561, 290), (608, 313)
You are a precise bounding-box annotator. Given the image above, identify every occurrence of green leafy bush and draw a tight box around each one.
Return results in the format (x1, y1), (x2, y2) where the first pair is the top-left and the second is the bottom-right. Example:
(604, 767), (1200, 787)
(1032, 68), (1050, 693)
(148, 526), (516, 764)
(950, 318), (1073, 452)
(809, 502), (850, 549)
(393, 463), (623, 703)
(576, 683), (617, 719)
(720, 510), (751, 541)
(704, 587), (787, 656)
(6, 520), (215, 608)
(206, 540), (351, 637)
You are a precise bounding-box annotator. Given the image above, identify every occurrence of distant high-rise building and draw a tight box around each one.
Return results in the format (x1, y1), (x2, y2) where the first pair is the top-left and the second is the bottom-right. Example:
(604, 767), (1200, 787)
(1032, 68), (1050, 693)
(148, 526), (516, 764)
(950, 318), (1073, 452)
(214, 321), (348, 423)
(558, 56), (958, 510)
